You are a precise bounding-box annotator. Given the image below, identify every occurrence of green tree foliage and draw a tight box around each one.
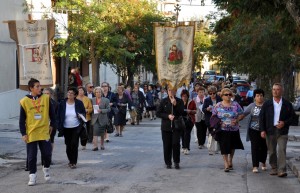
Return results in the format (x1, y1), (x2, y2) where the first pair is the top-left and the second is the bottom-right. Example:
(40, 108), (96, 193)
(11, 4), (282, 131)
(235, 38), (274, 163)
(193, 28), (214, 72)
(210, 0), (300, 98)
(53, 0), (166, 86)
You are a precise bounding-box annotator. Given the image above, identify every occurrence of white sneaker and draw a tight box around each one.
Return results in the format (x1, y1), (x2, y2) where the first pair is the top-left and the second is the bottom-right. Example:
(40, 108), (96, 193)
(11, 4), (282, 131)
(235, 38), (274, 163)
(43, 167), (51, 181)
(198, 145), (204, 149)
(194, 139), (198, 143)
(82, 146), (86, 150)
(184, 149), (190, 155)
(28, 174), (37, 186)
(252, 167), (258, 173)
(181, 148), (186, 153)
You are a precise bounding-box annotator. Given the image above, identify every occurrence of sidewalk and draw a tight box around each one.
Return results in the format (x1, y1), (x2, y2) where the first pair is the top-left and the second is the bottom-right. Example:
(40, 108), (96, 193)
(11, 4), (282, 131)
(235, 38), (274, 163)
(0, 117), (300, 181)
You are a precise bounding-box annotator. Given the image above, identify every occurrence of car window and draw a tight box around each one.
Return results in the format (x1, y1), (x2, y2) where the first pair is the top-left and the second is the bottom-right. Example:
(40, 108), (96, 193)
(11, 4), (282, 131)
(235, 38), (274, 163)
(204, 71), (216, 75)
(237, 86), (250, 92)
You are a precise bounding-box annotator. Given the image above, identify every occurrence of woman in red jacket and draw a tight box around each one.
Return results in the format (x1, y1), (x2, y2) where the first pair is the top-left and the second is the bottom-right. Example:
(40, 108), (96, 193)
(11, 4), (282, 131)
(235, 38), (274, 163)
(181, 90), (197, 155)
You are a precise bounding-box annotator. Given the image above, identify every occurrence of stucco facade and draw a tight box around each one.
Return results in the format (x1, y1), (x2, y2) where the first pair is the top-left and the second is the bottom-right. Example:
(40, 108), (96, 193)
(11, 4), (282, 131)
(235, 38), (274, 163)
(0, 0), (51, 119)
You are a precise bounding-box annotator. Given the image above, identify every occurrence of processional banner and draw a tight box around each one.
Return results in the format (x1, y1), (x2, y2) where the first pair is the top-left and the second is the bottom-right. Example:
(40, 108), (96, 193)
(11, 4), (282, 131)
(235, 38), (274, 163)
(154, 22), (195, 89)
(7, 20), (55, 89)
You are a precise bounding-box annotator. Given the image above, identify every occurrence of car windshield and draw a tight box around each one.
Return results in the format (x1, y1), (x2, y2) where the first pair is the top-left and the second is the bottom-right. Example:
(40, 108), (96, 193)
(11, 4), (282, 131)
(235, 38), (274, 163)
(207, 76), (215, 81)
(237, 85), (250, 92)
(204, 71), (216, 75)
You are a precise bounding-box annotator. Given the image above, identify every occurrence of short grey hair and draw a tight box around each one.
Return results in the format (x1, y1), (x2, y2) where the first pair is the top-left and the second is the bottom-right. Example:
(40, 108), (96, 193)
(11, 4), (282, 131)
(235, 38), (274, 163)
(43, 87), (54, 95)
(93, 86), (104, 96)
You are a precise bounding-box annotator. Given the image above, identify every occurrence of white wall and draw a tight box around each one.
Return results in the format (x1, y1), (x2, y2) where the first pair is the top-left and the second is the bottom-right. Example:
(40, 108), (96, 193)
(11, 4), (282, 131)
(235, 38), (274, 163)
(0, 0), (27, 92)
(0, 0), (51, 119)
(0, 89), (28, 118)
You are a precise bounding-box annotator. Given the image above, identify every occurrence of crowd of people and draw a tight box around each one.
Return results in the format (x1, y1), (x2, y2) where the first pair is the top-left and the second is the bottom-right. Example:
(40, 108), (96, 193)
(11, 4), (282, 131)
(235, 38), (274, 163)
(19, 76), (298, 186)
(157, 79), (297, 178)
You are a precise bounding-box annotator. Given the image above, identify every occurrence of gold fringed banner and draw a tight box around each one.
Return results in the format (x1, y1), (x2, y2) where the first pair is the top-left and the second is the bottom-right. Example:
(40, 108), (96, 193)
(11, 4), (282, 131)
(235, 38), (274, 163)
(7, 20), (55, 90)
(154, 21), (195, 89)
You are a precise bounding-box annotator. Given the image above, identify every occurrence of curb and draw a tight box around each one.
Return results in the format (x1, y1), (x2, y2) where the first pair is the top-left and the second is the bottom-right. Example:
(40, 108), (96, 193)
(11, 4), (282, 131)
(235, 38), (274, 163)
(288, 135), (300, 142)
(287, 158), (300, 182)
(0, 124), (19, 131)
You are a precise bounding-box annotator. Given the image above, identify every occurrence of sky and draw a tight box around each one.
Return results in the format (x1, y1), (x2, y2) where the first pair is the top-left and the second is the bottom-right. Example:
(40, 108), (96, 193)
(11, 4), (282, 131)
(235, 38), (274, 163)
(158, 0), (218, 21)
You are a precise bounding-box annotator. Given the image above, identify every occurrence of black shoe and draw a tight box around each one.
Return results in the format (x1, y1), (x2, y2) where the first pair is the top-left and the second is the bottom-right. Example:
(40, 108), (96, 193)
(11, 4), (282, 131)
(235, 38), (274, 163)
(114, 133), (119, 137)
(175, 163), (180, 169)
(92, 147), (98, 151)
(166, 165), (172, 169)
(278, 172), (287, 177)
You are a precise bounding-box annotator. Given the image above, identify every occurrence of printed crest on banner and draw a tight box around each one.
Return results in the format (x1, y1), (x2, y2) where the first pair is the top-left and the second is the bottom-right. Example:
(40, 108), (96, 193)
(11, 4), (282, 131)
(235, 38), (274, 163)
(154, 22), (195, 89)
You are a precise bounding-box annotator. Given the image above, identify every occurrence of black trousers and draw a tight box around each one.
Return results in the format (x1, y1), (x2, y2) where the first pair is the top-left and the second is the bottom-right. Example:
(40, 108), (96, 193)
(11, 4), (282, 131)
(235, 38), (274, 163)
(64, 127), (80, 165)
(86, 120), (93, 143)
(195, 120), (207, 146)
(183, 123), (194, 150)
(79, 124), (88, 146)
(161, 130), (181, 165)
(249, 129), (268, 167)
(27, 140), (52, 174)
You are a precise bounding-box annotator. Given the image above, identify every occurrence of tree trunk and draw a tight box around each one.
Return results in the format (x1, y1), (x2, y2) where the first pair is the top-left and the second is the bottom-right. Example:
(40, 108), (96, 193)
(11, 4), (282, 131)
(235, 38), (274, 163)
(64, 41), (70, 97)
(90, 35), (98, 86)
(286, 0), (300, 27)
(127, 68), (134, 87)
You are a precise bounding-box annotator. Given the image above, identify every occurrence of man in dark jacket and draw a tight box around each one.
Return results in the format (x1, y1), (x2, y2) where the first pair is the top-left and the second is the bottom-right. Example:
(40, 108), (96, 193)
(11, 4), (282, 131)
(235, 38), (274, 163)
(156, 87), (184, 169)
(259, 83), (297, 177)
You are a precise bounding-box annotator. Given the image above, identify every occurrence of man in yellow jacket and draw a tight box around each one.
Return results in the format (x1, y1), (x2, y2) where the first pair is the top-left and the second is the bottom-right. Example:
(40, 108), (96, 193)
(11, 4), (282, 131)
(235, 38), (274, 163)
(19, 78), (56, 186)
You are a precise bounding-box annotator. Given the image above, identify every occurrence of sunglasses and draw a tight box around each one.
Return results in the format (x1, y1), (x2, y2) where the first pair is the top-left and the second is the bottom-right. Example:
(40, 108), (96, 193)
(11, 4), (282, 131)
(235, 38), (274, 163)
(89, 86), (94, 88)
(209, 92), (216, 95)
(223, 93), (232, 97)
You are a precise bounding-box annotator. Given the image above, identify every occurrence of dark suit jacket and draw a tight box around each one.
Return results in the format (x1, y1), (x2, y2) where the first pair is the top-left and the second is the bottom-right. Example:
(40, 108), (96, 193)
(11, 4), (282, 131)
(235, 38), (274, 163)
(202, 95), (222, 128)
(259, 98), (297, 135)
(85, 92), (95, 98)
(156, 97), (184, 132)
(57, 99), (86, 132)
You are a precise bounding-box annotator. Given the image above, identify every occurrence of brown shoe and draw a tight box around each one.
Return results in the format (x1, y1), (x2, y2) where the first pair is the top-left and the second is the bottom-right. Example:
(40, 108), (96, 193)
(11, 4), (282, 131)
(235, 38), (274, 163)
(277, 172), (287, 177)
(269, 169), (278, 175)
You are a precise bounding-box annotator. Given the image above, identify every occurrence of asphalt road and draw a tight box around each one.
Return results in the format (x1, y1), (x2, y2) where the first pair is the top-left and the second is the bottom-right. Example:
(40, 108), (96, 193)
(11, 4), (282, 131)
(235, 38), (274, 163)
(0, 118), (299, 193)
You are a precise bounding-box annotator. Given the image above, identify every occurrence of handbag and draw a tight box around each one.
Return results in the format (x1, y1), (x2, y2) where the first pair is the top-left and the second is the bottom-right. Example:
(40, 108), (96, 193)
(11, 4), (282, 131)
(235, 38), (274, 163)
(79, 122), (88, 141)
(111, 107), (119, 115)
(183, 116), (194, 129)
(174, 116), (186, 130)
(207, 134), (220, 152)
(106, 119), (115, 134)
(210, 115), (222, 141)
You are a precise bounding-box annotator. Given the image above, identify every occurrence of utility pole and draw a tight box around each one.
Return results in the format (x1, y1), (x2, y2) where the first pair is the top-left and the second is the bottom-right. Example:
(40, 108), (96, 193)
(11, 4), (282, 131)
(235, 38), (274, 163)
(174, 4), (181, 25)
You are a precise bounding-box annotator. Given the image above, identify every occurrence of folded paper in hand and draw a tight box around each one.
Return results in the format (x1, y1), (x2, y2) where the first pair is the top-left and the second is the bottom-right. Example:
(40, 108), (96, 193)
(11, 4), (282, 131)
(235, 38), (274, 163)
(93, 105), (99, 114)
(78, 113), (87, 122)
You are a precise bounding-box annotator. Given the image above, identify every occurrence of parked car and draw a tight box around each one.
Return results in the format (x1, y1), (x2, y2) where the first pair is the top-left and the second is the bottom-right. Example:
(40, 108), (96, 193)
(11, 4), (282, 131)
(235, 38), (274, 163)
(205, 75), (226, 85)
(233, 80), (248, 85)
(236, 83), (250, 106)
(203, 70), (216, 80)
(292, 96), (300, 111)
(232, 75), (241, 81)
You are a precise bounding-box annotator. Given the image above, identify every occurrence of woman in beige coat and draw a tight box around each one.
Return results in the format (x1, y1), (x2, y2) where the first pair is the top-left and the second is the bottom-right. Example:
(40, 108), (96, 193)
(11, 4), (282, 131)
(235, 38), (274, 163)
(91, 87), (111, 151)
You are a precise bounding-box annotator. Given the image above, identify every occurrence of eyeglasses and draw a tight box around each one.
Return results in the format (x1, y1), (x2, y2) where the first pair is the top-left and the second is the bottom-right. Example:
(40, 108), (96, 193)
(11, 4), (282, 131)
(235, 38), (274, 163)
(223, 93), (232, 97)
(89, 86), (94, 88)
(209, 92), (216, 95)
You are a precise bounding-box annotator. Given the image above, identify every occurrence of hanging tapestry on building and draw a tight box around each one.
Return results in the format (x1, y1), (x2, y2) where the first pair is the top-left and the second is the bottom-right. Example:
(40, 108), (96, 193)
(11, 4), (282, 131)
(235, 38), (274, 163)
(7, 20), (55, 87)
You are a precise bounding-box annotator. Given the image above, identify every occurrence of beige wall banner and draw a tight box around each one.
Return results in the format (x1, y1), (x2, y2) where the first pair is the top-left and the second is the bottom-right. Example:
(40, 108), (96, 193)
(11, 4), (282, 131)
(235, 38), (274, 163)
(7, 20), (55, 88)
(154, 22), (195, 89)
